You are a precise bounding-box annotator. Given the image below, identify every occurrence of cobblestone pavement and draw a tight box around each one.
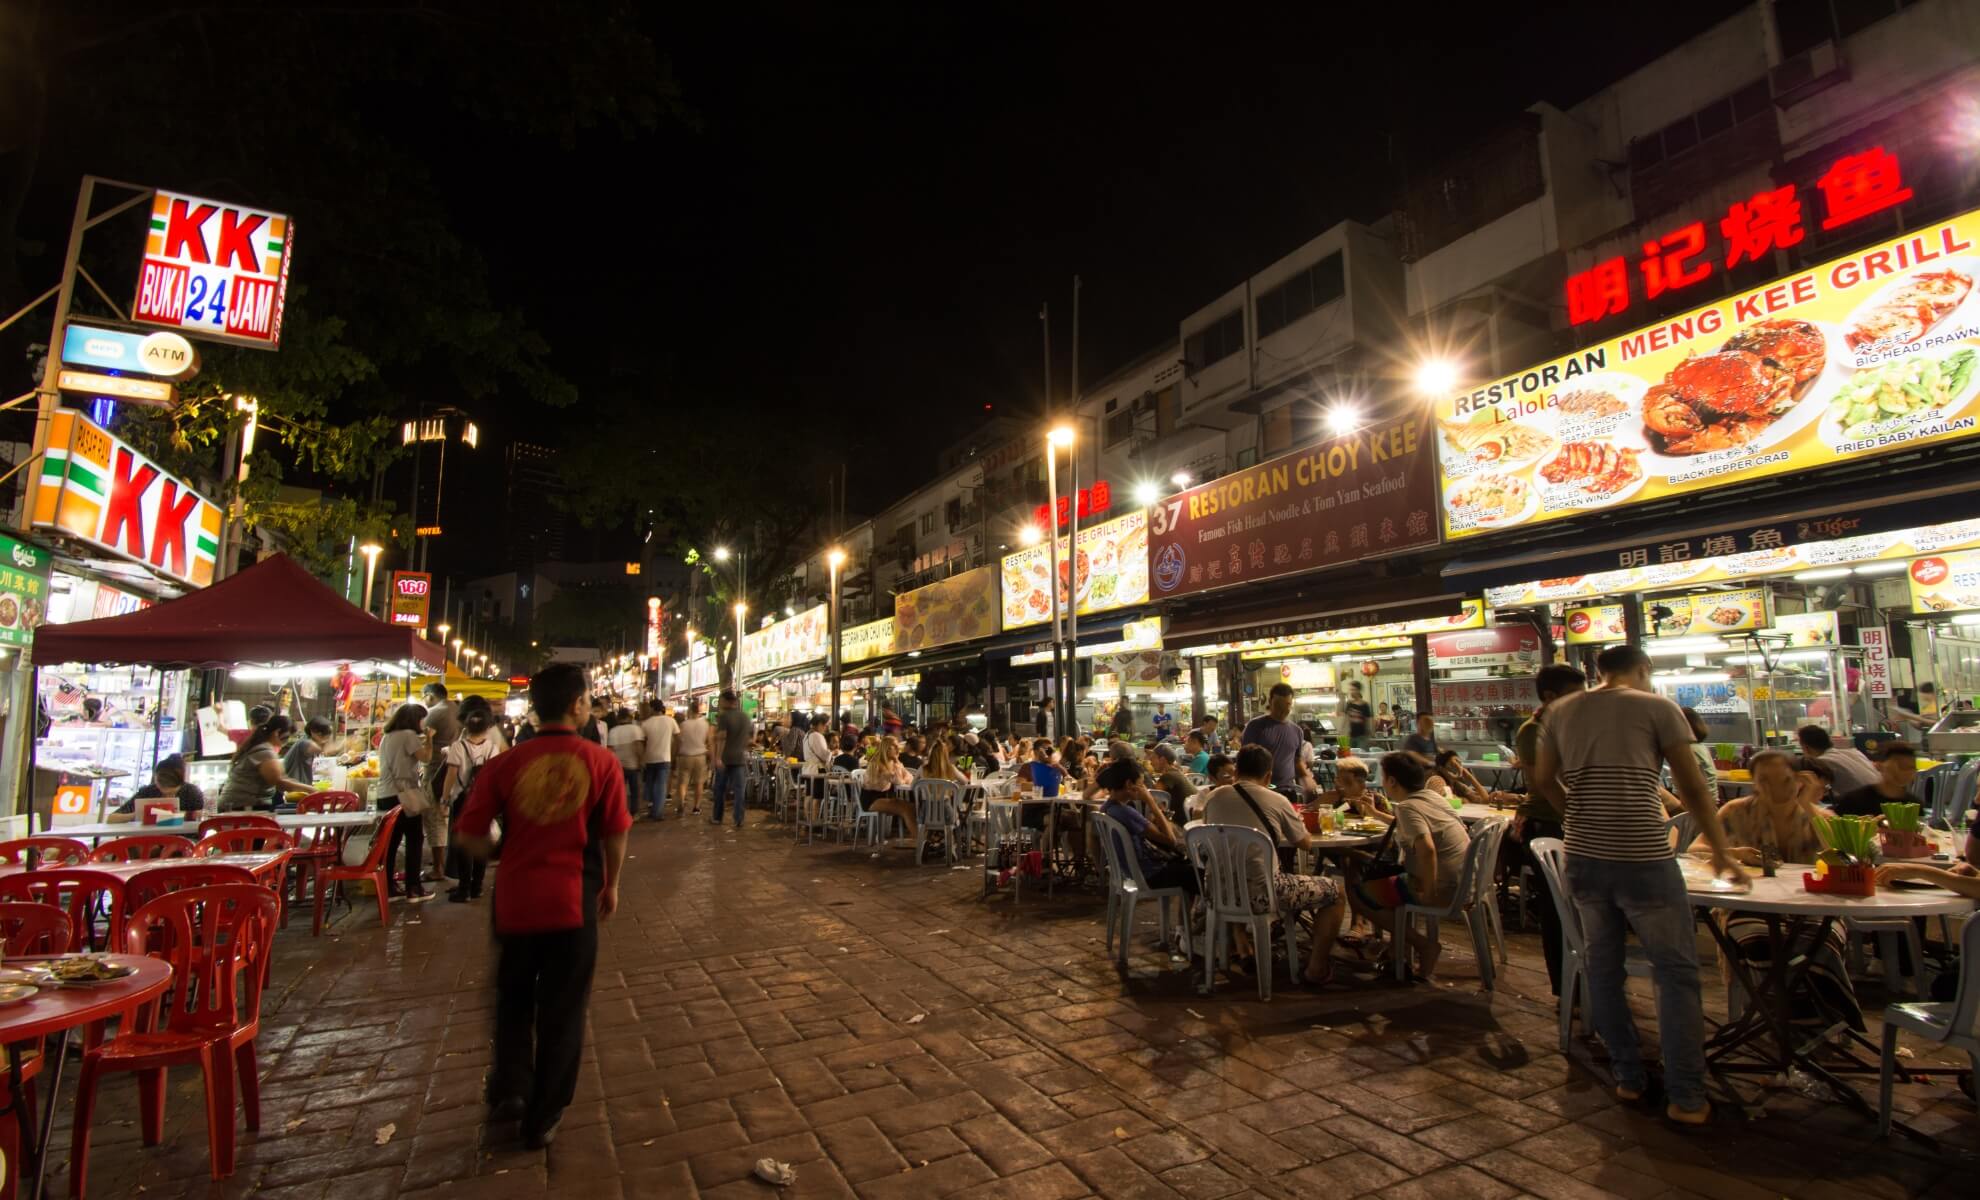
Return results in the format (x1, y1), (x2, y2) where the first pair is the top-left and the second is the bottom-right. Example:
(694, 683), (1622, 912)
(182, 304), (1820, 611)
(54, 813), (1980, 1199)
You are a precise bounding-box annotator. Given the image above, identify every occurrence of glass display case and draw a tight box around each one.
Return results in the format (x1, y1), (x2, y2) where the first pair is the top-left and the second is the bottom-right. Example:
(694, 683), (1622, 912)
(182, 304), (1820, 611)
(36, 664), (187, 809)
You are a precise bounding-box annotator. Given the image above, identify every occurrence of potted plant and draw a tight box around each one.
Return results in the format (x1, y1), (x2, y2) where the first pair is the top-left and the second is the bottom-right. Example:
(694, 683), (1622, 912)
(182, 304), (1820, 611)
(1878, 801), (1933, 860)
(1807, 813), (1879, 896)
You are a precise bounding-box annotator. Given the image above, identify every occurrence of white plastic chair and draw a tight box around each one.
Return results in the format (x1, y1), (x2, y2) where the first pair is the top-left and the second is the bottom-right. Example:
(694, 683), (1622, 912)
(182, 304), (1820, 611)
(1394, 817), (1507, 988)
(980, 800), (1027, 900)
(1185, 823), (1295, 1001)
(1879, 910), (1980, 1135)
(1664, 811), (1698, 854)
(913, 779), (963, 865)
(1090, 811), (1189, 969)
(1527, 837), (1655, 1051)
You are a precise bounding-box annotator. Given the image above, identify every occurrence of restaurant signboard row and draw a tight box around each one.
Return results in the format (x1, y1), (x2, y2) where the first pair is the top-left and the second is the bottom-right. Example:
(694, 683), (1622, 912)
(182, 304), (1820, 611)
(739, 604), (828, 679)
(1434, 205), (1980, 540)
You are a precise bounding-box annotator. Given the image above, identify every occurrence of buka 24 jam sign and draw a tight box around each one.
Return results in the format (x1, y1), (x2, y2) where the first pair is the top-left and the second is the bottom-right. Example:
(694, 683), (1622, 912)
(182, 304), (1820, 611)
(132, 190), (295, 349)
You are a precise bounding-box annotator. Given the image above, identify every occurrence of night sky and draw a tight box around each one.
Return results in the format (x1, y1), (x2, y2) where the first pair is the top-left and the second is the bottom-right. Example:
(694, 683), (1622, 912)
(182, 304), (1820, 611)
(9, 1), (1755, 578)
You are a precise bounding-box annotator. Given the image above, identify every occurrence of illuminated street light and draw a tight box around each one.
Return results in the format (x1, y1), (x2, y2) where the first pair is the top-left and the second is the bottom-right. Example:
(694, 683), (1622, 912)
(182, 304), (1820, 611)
(1170, 471), (1193, 488)
(1019, 525), (1043, 547)
(1048, 425), (1075, 447)
(1132, 481), (1160, 506)
(1325, 404), (1363, 436)
(713, 546), (731, 562)
(1414, 358), (1460, 395)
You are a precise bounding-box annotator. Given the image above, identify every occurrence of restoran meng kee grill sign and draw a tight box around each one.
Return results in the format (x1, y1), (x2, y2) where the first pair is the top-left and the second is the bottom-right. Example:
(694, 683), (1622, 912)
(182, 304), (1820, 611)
(1148, 413), (1438, 599)
(1435, 207), (1980, 539)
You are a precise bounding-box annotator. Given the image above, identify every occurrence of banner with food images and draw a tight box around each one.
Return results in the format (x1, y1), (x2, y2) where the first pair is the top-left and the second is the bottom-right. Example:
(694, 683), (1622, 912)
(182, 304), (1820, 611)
(1908, 549), (1980, 614)
(998, 509), (1148, 631)
(0, 533), (51, 648)
(1563, 603), (1626, 645)
(1435, 207), (1980, 538)
(892, 566), (998, 653)
(1640, 588), (1767, 638)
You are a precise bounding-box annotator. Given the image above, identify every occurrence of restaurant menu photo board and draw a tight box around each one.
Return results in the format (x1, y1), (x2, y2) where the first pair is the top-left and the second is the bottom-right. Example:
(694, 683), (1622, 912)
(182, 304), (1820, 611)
(1564, 603), (1626, 645)
(1149, 413), (1439, 599)
(1909, 548), (1980, 614)
(740, 604), (828, 678)
(1641, 587), (1767, 637)
(1437, 207), (1980, 538)
(892, 566), (998, 652)
(1774, 610), (1841, 647)
(999, 509), (1148, 631)
(0, 533), (50, 648)
(30, 410), (223, 588)
(1486, 518), (1980, 606)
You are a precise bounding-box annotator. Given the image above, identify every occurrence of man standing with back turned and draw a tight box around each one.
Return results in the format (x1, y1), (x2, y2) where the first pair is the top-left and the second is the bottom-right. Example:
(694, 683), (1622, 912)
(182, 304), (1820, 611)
(457, 662), (631, 1149)
(1532, 644), (1742, 1127)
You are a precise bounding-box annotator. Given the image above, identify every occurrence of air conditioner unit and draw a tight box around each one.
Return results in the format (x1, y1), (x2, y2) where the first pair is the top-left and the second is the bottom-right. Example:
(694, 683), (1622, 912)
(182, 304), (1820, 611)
(1771, 40), (1847, 108)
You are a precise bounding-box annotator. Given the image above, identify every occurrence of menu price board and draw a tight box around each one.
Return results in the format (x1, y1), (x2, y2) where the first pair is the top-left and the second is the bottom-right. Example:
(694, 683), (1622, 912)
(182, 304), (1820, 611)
(1564, 603), (1626, 645)
(387, 571), (431, 628)
(1437, 207), (1980, 538)
(1149, 413), (1438, 599)
(1909, 548), (1980, 614)
(1641, 587), (1767, 638)
(999, 510), (1148, 630)
(0, 533), (50, 648)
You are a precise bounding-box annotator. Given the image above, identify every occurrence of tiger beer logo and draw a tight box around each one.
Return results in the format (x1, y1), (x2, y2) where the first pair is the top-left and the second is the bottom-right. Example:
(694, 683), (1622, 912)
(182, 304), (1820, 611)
(511, 752), (591, 824)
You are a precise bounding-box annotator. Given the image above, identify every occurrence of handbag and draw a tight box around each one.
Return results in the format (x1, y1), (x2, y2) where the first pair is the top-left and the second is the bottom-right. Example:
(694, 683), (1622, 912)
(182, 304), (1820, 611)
(1233, 784), (1298, 873)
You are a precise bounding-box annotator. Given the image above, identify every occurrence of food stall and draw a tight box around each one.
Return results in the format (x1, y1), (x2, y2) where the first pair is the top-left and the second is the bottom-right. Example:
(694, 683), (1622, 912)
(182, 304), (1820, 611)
(27, 554), (443, 824)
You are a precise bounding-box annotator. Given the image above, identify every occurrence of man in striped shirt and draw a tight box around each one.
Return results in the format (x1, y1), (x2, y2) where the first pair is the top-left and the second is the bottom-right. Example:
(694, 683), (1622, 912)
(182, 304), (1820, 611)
(1532, 644), (1741, 1127)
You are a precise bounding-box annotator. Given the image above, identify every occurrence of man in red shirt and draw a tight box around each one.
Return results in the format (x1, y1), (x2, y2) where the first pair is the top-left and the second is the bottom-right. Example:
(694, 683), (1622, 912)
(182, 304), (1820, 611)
(456, 662), (631, 1149)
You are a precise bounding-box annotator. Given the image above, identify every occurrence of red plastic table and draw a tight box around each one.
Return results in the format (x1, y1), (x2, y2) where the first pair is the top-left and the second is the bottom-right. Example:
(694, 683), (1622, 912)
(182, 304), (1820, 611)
(0, 955), (171, 1200)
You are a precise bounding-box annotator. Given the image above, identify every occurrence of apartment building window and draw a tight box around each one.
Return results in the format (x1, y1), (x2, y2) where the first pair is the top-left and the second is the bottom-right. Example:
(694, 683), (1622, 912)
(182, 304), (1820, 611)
(1627, 80), (1772, 175)
(918, 511), (935, 535)
(1104, 404), (1135, 448)
(1255, 253), (1345, 338)
(1261, 405), (1294, 458)
(1184, 309), (1244, 373)
(1154, 385), (1178, 436)
(1777, 0), (1917, 58)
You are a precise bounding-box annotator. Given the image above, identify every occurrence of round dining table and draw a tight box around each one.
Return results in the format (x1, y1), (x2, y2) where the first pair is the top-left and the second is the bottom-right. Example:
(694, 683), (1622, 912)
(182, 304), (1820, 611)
(0, 954), (172, 1200)
(1679, 857), (1976, 1138)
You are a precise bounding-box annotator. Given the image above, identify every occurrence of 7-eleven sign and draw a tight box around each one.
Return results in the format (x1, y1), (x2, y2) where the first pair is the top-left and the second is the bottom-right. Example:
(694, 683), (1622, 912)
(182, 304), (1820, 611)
(30, 410), (223, 587)
(132, 189), (295, 349)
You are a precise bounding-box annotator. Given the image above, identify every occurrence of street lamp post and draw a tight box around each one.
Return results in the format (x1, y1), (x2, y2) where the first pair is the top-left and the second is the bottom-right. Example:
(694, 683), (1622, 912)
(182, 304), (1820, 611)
(827, 548), (846, 728)
(1045, 426), (1074, 724)
(358, 542), (383, 617)
(1057, 424), (1082, 728)
(732, 601), (747, 686)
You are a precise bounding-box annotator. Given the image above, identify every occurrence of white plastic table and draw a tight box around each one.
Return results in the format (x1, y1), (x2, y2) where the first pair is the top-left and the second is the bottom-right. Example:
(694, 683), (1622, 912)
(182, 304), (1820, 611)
(1681, 858), (1975, 1134)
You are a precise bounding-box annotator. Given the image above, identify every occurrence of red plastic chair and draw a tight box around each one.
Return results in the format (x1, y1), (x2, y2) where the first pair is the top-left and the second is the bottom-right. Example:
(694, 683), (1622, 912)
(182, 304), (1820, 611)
(0, 869), (124, 953)
(196, 815), (279, 839)
(313, 806), (399, 935)
(70, 884), (279, 1191)
(194, 829), (294, 858)
(89, 835), (197, 865)
(0, 900), (72, 955)
(121, 864), (257, 925)
(287, 792), (365, 915)
(0, 837), (90, 867)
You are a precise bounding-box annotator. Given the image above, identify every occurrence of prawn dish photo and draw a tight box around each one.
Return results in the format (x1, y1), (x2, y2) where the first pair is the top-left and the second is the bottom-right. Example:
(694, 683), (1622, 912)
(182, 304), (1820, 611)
(1641, 319), (1827, 456)
(1539, 442), (1642, 498)
(1845, 268), (1972, 353)
(1438, 418), (1555, 468)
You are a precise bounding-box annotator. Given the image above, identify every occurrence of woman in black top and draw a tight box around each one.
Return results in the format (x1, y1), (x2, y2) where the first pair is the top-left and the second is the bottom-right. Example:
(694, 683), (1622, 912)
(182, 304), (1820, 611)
(832, 733), (862, 774)
(112, 755), (206, 821)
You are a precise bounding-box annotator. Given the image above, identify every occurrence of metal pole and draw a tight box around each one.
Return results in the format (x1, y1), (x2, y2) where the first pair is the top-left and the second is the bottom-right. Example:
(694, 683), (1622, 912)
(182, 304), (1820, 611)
(1044, 440), (1065, 730)
(15, 179), (93, 533)
(829, 561), (842, 726)
(1067, 433), (1080, 729)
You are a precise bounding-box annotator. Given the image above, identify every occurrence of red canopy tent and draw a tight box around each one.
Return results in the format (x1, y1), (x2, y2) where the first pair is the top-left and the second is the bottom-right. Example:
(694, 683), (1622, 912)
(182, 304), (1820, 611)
(33, 553), (444, 669)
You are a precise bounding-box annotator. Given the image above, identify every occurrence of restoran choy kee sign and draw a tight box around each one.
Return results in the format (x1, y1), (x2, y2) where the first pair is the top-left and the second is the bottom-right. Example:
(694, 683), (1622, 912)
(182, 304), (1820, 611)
(1435, 207), (1980, 539)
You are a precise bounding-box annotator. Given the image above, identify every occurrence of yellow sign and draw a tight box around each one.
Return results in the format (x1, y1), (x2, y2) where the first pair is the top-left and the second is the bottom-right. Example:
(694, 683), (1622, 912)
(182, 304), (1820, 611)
(1564, 603), (1626, 645)
(999, 510), (1148, 630)
(1774, 610), (1841, 647)
(1908, 548), (1980, 614)
(56, 369), (175, 406)
(893, 566), (998, 653)
(1181, 599), (1485, 658)
(1642, 587), (1767, 637)
(840, 617), (895, 664)
(1437, 209), (1980, 538)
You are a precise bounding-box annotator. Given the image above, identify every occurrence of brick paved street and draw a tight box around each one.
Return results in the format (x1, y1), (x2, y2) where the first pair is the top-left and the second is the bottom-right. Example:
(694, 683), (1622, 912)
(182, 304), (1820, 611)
(53, 815), (1980, 1199)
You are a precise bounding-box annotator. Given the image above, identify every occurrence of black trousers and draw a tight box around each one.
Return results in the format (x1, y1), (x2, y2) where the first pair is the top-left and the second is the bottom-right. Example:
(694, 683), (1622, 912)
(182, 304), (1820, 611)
(1512, 818), (1565, 996)
(490, 924), (598, 1125)
(379, 794), (425, 892)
